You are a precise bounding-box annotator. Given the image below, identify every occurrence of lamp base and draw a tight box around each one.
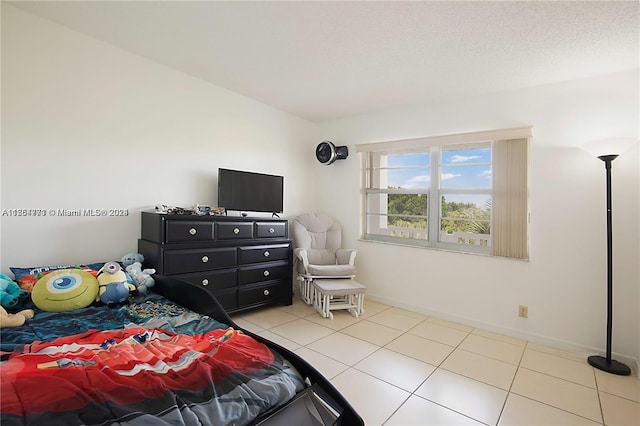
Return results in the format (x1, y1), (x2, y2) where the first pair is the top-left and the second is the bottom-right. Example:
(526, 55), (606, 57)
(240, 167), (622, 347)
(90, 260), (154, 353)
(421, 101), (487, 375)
(587, 355), (631, 375)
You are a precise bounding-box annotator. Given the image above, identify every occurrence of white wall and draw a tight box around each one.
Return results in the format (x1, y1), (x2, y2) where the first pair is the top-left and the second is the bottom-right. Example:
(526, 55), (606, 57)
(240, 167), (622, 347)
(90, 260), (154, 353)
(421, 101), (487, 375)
(2, 4), (638, 369)
(1, 5), (318, 270)
(317, 70), (640, 368)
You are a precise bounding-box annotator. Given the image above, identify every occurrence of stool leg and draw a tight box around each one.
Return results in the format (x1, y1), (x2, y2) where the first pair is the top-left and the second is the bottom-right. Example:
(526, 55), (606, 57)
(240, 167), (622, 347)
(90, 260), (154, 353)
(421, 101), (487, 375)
(312, 287), (323, 317)
(322, 294), (328, 319)
(325, 294), (333, 319)
(347, 294), (356, 318)
(317, 292), (324, 317)
(313, 286), (319, 310)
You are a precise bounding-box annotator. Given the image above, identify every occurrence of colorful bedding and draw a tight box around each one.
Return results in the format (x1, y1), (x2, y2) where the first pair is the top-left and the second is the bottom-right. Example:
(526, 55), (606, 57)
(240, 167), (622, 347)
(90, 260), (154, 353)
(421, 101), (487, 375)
(0, 294), (228, 353)
(0, 295), (305, 425)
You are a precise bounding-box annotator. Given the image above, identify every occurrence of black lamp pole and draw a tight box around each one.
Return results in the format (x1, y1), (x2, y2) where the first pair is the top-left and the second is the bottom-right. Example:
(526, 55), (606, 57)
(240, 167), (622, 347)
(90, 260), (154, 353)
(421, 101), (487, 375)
(587, 154), (631, 375)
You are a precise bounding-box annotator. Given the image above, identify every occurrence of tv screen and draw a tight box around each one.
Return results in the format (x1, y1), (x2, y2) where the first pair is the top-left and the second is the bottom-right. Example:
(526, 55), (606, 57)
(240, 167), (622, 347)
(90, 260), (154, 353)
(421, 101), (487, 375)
(218, 168), (284, 214)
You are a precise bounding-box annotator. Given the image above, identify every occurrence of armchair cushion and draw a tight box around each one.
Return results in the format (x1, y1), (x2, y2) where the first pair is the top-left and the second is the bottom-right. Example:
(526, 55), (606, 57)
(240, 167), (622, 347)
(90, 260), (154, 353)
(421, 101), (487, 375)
(292, 213), (343, 263)
(307, 264), (356, 277)
(307, 249), (338, 266)
(292, 212), (357, 278)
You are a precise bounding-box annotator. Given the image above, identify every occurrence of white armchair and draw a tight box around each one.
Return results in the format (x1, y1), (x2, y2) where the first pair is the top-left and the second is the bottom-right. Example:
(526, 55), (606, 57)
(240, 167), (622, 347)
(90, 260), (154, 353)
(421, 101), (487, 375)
(291, 212), (357, 304)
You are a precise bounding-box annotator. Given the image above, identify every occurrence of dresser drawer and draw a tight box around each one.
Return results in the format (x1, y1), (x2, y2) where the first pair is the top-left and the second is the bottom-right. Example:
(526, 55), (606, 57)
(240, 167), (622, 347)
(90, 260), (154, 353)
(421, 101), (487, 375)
(212, 288), (238, 311)
(238, 282), (283, 308)
(174, 268), (237, 290)
(217, 222), (254, 240)
(165, 221), (214, 243)
(140, 211), (293, 314)
(238, 262), (289, 286)
(238, 244), (290, 265)
(255, 222), (287, 238)
(164, 247), (237, 275)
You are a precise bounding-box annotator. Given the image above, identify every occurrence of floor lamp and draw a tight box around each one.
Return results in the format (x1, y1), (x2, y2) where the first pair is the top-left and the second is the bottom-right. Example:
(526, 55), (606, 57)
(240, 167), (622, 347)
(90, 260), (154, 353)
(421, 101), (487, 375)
(583, 139), (635, 376)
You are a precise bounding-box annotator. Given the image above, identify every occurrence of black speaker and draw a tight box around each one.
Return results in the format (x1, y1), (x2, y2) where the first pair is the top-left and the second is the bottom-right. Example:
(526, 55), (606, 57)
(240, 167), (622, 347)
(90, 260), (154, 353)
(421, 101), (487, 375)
(316, 141), (348, 165)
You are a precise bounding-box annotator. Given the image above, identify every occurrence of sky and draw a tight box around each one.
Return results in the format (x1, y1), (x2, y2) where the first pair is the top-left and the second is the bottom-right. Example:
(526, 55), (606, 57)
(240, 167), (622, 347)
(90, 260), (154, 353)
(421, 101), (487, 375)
(386, 147), (491, 189)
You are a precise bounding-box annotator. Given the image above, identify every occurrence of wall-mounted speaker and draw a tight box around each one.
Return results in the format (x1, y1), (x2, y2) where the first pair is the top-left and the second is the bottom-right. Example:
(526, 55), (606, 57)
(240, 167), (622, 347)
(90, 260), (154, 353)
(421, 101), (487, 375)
(316, 141), (348, 165)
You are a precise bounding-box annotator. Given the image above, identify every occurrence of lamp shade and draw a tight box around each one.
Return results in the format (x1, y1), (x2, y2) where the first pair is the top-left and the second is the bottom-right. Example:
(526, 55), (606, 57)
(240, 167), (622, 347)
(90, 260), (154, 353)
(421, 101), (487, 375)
(582, 138), (637, 158)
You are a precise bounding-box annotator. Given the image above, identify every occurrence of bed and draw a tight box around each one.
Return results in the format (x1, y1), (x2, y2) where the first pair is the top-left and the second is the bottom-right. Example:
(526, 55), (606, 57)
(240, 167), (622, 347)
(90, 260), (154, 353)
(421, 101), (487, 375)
(0, 274), (364, 425)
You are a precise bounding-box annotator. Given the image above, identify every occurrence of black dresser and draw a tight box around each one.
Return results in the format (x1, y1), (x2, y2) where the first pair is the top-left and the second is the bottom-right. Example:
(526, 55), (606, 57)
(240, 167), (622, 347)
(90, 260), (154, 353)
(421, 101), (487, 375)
(138, 211), (293, 313)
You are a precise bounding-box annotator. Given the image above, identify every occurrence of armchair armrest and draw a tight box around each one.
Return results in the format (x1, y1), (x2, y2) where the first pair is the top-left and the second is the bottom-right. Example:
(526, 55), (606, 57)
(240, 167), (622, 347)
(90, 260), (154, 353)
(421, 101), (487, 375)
(293, 248), (311, 272)
(336, 249), (357, 266)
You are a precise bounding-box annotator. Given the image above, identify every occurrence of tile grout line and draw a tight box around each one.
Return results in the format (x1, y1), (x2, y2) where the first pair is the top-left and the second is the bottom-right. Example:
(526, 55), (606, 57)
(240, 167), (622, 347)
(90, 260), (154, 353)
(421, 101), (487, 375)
(335, 312), (608, 425)
(302, 304), (428, 425)
(306, 309), (517, 425)
(270, 306), (403, 365)
(495, 339), (529, 425)
(241, 301), (630, 425)
(380, 326), (490, 425)
(380, 321), (477, 426)
(592, 366), (606, 425)
(500, 342), (607, 425)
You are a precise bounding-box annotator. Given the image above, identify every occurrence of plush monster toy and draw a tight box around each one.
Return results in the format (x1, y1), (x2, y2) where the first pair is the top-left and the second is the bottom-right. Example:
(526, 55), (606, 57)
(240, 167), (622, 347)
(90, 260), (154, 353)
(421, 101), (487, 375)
(96, 262), (135, 307)
(31, 269), (99, 312)
(121, 253), (145, 268)
(0, 273), (30, 309)
(125, 262), (156, 294)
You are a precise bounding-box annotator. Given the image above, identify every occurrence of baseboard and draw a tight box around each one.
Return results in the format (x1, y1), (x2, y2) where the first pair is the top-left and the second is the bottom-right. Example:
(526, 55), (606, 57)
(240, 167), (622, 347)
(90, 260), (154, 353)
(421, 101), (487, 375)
(366, 294), (639, 378)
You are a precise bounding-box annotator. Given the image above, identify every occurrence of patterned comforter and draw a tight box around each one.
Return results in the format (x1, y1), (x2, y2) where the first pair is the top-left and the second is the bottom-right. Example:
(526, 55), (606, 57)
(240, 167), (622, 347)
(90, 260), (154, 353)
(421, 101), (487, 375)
(0, 295), (304, 425)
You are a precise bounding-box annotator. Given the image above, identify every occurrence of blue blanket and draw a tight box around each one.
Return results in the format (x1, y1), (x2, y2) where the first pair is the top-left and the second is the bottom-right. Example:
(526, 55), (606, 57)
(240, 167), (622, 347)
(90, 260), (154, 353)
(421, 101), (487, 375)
(0, 293), (227, 352)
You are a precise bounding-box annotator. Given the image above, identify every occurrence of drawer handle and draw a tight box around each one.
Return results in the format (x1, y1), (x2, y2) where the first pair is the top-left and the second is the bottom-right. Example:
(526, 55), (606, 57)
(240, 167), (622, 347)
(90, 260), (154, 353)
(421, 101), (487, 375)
(264, 250), (270, 257)
(189, 228), (197, 235)
(269, 227), (275, 234)
(263, 270), (270, 277)
(233, 227), (240, 234)
(263, 289), (270, 296)
(202, 256), (209, 263)
(202, 279), (209, 286)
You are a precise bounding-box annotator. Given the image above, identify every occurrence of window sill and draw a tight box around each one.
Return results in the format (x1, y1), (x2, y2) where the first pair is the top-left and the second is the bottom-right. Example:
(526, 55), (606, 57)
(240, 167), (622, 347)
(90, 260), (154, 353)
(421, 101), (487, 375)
(358, 236), (529, 261)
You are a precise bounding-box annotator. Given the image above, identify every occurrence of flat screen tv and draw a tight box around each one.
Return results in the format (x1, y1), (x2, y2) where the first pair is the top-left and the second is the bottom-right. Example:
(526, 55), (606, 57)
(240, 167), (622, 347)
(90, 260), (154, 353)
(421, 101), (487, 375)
(218, 168), (284, 215)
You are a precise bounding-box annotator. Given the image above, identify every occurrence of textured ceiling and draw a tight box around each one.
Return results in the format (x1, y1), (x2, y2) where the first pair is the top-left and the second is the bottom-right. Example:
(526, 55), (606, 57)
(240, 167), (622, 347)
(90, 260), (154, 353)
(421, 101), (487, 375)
(9, 1), (639, 122)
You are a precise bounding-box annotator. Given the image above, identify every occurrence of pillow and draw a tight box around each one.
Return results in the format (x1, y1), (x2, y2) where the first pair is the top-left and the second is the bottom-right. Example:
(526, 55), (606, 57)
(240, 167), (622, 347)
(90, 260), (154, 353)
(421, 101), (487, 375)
(31, 269), (99, 312)
(10, 262), (104, 292)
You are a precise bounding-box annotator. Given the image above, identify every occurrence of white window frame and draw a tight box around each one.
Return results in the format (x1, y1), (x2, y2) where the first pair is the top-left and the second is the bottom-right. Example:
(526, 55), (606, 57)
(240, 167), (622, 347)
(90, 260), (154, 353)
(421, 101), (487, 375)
(434, 142), (492, 254)
(365, 150), (431, 247)
(357, 127), (532, 257)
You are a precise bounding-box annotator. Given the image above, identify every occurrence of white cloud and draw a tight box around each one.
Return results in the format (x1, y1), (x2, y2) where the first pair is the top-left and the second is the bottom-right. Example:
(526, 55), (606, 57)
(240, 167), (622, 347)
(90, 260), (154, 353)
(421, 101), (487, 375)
(450, 155), (481, 163)
(403, 175), (430, 188)
(480, 170), (491, 179)
(441, 173), (462, 181)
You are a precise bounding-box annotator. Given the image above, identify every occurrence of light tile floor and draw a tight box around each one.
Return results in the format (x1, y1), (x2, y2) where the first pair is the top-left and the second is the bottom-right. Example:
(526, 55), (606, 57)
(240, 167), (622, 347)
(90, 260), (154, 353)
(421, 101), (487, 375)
(232, 298), (640, 426)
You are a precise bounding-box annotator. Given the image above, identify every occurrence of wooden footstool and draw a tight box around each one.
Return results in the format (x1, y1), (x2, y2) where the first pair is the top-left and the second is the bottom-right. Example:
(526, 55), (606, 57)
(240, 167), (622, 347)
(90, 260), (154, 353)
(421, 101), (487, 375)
(311, 279), (366, 319)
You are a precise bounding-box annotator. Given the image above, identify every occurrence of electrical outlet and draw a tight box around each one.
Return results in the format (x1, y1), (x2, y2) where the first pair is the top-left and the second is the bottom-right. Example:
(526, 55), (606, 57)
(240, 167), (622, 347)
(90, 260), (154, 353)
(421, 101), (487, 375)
(518, 305), (528, 318)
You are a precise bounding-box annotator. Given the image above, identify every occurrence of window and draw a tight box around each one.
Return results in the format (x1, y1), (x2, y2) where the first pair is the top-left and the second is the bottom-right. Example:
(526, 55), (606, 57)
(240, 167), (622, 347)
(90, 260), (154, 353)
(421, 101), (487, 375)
(358, 127), (531, 259)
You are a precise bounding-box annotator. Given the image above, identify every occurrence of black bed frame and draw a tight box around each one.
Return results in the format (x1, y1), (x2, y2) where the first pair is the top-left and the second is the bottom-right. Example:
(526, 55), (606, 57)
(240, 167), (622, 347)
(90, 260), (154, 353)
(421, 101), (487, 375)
(153, 276), (364, 426)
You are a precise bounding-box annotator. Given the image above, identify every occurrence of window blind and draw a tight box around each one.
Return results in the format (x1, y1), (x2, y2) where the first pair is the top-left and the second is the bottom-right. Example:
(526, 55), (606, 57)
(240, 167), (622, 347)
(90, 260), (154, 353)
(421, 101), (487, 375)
(492, 138), (529, 259)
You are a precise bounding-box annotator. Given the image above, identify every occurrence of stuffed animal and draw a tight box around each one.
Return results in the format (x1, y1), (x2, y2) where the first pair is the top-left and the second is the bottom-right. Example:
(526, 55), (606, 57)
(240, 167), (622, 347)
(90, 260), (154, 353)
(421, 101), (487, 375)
(121, 253), (145, 268)
(0, 305), (34, 328)
(0, 273), (30, 309)
(31, 269), (99, 312)
(125, 262), (156, 294)
(96, 262), (135, 307)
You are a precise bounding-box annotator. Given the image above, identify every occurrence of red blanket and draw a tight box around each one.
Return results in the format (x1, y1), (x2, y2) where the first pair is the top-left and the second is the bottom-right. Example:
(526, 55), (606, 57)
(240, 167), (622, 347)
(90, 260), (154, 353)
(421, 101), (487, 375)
(1, 326), (301, 425)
